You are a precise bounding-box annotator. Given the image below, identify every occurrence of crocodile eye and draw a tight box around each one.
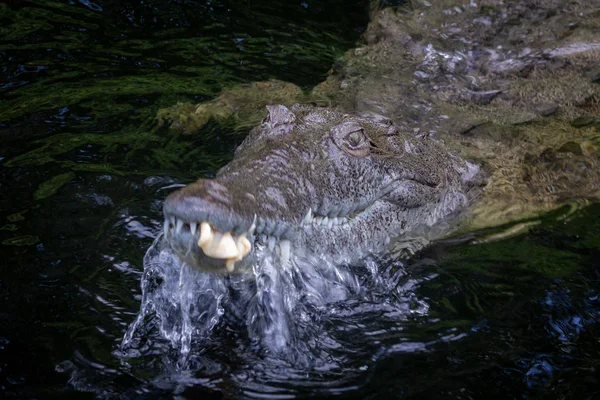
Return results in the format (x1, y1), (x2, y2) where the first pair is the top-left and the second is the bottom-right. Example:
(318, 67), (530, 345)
(332, 122), (370, 157)
(346, 129), (365, 148)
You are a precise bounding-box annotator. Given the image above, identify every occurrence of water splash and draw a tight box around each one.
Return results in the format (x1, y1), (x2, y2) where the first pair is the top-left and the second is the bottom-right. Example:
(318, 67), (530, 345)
(122, 236), (227, 359)
(120, 236), (435, 394)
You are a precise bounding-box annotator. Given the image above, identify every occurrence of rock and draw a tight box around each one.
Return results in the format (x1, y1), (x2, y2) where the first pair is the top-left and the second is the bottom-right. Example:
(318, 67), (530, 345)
(467, 89), (502, 105)
(534, 102), (558, 117)
(557, 141), (583, 155)
(354, 47), (368, 56)
(586, 68), (600, 83)
(454, 119), (487, 135)
(413, 70), (430, 80)
(571, 116), (596, 128)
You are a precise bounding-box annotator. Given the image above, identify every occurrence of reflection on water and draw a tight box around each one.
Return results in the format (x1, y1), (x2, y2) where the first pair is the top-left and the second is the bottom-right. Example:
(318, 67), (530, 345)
(43, 203), (600, 398)
(118, 234), (431, 394)
(1, 0), (600, 398)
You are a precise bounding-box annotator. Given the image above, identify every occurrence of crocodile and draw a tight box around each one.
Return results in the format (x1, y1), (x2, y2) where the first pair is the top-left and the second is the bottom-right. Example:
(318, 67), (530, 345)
(163, 104), (480, 273)
(160, 0), (600, 273)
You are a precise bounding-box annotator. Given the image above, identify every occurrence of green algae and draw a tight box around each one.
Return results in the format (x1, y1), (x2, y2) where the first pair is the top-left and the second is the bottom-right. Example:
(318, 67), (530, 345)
(440, 204), (599, 282)
(60, 162), (129, 176)
(0, 17), (351, 196)
(0, 0), (366, 205)
(2, 235), (40, 246)
(0, 74), (220, 122)
(439, 297), (458, 314)
(6, 132), (140, 167)
(0, 8), (53, 41)
(7, 212), (26, 222)
(418, 203), (600, 325)
(24, 0), (101, 18)
(5, 113), (242, 183)
(34, 172), (77, 200)
(0, 0), (356, 122)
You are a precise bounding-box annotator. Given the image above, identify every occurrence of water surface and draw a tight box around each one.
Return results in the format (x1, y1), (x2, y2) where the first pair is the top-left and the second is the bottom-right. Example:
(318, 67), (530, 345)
(1, 1), (599, 399)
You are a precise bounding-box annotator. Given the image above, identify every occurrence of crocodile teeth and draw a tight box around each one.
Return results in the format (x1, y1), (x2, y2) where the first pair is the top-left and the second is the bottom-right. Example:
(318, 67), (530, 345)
(237, 235), (251, 257)
(302, 208), (313, 224)
(163, 219), (169, 238)
(302, 211), (350, 227)
(193, 221), (253, 272)
(204, 231), (239, 259)
(190, 222), (197, 236)
(198, 222), (214, 248)
(225, 258), (236, 272)
(267, 236), (277, 251)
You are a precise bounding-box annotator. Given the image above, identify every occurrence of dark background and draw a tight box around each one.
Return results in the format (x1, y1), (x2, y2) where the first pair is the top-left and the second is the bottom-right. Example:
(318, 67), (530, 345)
(1, 1), (599, 399)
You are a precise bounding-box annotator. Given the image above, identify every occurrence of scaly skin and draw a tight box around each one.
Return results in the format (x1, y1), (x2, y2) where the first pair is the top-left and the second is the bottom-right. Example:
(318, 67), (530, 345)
(160, 0), (600, 272)
(314, 0), (600, 228)
(163, 105), (481, 273)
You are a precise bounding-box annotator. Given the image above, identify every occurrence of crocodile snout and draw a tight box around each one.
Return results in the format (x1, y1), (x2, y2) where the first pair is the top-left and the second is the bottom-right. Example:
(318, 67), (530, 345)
(163, 179), (257, 273)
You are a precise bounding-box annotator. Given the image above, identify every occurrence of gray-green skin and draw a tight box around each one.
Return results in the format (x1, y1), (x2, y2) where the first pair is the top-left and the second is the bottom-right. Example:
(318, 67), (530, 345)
(164, 104), (480, 273)
(162, 0), (600, 273)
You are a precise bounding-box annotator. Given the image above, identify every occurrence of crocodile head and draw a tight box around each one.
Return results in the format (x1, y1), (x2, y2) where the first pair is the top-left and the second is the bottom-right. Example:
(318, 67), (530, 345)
(163, 104), (480, 274)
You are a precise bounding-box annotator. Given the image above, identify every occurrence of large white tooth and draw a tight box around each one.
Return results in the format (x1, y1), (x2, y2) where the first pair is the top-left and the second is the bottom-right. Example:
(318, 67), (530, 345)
(322, 216), (329, 227)
(279, 240), (291, 264)
(327, 217), (334, 229)
(208, 231), (223, 254)
(236, 234), (252, 258)
(175, 218), (183, 233)
(302, 208), (313, 224)
(208, 232), (239, 259)
(225, 259), (236, 273)
(314, 216), (323, 225)
(249, 214), (257, 233)
(267, 236), (277, 251)
(198, 222), (214, 248)
(190, 222), (197, 236)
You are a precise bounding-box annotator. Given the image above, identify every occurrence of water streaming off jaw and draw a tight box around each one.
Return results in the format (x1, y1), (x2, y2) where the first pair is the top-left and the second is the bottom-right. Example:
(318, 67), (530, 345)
(119, 235), (434, 390)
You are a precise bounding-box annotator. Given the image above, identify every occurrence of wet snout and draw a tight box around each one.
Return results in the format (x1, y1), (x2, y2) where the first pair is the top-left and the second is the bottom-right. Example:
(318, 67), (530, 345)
(163, 179), (257, 273)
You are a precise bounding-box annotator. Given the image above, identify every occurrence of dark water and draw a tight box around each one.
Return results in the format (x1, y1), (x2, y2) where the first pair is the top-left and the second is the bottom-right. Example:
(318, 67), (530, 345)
(1, 1), (599, 399)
